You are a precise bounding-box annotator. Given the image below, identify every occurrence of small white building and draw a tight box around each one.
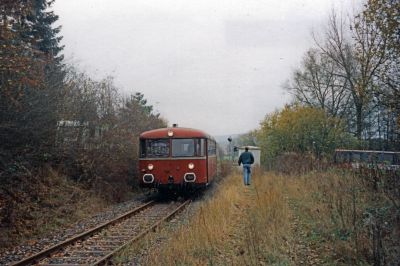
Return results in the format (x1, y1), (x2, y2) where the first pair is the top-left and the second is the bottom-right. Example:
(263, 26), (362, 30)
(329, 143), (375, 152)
(235, 146), (261, 166)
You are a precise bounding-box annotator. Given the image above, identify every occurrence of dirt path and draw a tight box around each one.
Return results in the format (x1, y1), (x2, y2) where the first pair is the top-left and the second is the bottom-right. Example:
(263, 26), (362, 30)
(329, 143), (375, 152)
(288, 198), (324, 265)
(215, 186), (257, 265)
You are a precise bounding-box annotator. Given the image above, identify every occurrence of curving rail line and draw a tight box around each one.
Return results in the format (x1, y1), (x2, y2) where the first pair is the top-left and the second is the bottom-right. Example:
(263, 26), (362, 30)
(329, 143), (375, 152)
(10, 199), (191, 265)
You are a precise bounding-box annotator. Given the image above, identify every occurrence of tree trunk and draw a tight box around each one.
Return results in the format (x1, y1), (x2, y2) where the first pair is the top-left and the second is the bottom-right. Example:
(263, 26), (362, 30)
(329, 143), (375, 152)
(356, 103), (363, 140)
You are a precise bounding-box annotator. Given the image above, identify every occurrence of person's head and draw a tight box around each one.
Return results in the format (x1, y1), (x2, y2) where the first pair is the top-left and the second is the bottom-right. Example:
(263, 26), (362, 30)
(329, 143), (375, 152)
(245, 147), (249, 152)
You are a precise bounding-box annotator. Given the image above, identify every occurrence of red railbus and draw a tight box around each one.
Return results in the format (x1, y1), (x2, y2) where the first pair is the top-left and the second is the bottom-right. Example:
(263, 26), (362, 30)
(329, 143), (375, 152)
(139, 126), (217, 193)
(334, 149), (400, 170)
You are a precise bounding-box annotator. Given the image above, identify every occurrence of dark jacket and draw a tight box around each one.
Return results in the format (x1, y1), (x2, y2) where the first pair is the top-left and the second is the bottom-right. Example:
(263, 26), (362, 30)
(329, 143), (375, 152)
(238, 151), (254, 165)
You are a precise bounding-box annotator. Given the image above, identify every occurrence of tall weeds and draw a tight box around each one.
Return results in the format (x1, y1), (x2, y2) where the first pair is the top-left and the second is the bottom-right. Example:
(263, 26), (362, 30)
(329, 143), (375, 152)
(141, 166), (399, 265)
(144, 170), (292, 265)
(241, 172), (291, 265)
(286, 168), (400, 265)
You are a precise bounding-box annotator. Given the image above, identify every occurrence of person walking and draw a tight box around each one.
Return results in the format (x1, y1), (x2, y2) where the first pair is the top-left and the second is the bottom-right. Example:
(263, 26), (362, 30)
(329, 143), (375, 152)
(238, 147), (254, 186)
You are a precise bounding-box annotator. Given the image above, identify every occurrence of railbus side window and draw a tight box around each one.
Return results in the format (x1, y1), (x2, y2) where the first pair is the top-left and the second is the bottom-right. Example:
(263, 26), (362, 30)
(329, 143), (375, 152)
(334, 151), (344, 163)
(394, 153), (400, 165)
(361, 152), (369, 163)
(342, 152), (348, 163)
(378, 153), (383, 163)
(195, 139), (205, 157)
(146, 139), (170, 158)
(207, 140), (216, 156)
(346, 152), (351, 162)
(383, 153), (393, 164)
(352, 152), (361, 162)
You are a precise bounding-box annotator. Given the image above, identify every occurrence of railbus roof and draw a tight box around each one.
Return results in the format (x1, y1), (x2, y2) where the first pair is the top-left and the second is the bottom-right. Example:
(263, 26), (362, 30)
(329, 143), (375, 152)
(335, 149), (400, 154)
(140, 127), (215, 140)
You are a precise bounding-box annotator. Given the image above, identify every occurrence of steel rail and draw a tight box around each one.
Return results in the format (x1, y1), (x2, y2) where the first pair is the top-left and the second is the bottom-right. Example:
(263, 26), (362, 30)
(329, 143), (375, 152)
(92, 199), (191, 265)
(10, 201), (155, 266)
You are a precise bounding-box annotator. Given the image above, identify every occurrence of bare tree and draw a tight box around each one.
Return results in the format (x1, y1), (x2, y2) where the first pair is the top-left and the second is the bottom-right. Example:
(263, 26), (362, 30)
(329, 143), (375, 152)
(287, 5), (398, 149)
(286, 48), (351, 120)
(361, 0), (400, 148)
(313, 10), (386, 139)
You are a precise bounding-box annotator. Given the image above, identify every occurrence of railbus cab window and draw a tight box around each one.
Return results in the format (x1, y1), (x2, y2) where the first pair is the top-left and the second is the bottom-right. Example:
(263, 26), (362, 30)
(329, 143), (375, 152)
(140, 140), (146, 158)
(172, 139), (196, 157)
(141, 139), (170, 158)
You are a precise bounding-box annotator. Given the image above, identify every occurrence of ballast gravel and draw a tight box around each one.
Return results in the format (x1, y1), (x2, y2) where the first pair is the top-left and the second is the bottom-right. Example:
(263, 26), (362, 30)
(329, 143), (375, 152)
(1, 180), (223, 265)
(123, 182), (222, 265)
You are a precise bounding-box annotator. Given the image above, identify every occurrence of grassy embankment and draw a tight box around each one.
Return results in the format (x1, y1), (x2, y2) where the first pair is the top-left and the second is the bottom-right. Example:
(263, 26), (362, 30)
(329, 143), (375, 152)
(0, 168), (109, 250)
(133, 167), (398, 265)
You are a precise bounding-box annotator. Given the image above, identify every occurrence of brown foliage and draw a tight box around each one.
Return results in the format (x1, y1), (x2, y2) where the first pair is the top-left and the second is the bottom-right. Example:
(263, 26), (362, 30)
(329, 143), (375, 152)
(56, 68), (167, 198)
(274, 152), (329, 175)
(0, 166), (107, 250)
(0, 1), (47, 106)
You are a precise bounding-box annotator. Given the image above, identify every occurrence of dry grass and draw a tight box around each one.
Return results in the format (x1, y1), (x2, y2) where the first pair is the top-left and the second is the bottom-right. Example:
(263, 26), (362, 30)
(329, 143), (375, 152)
(286, 169), (399, 265)
(285, 170), (357, 264)
(143, 169), (292, 265)
(132, 167), (398, 265)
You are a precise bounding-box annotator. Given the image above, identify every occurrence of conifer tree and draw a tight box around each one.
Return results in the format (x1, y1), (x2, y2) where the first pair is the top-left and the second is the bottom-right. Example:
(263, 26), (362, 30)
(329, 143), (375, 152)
(28, 0), (64, 66)
(0, 0), (64, 165)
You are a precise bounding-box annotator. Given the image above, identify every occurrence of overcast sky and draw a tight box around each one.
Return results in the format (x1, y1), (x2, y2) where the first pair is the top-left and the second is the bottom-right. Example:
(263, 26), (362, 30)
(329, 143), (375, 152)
(53, 0), (362, 136)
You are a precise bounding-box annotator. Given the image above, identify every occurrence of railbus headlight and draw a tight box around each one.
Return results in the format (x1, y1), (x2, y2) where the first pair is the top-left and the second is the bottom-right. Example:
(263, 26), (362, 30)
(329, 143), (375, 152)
(188, 162), (195, 169)
(148, 164), (154, 170)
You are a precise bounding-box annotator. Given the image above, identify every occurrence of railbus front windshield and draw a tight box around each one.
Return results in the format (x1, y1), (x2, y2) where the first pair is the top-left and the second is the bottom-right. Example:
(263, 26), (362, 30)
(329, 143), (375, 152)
(140, 138), (206, 158)
(141, 139), (170, 158)
(172, 139), (195, 157)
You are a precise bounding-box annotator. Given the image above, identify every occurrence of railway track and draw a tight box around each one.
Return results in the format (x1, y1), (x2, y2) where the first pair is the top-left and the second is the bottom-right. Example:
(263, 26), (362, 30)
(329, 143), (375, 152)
(10, 199), (191, 265)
